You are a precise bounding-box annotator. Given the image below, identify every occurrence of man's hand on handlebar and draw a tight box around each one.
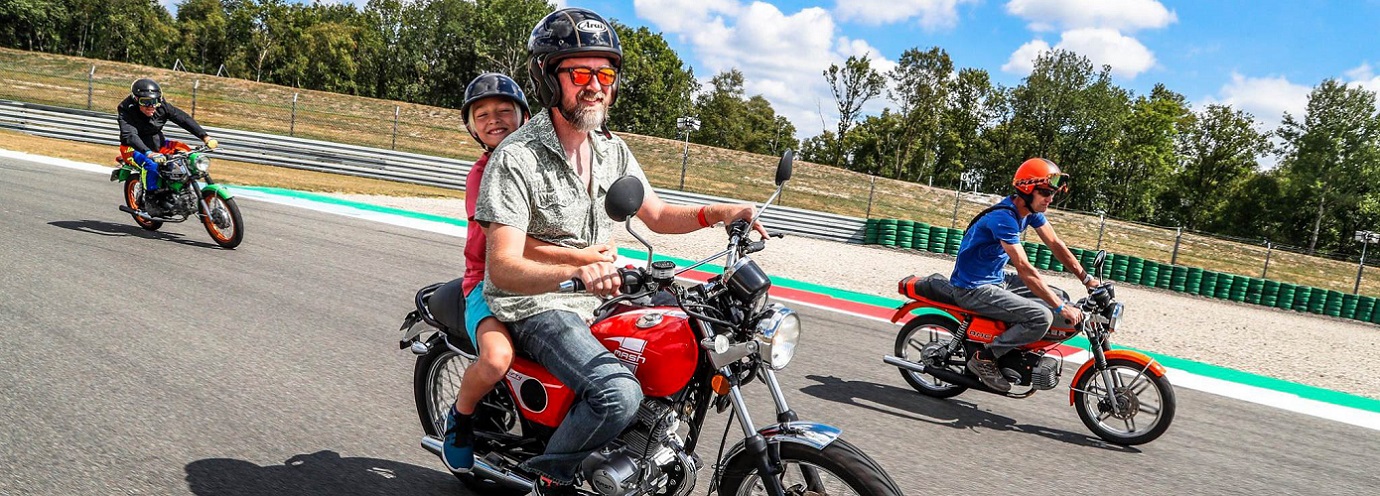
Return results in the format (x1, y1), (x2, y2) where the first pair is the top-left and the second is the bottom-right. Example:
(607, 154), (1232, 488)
(574, 261), (621, 298)
(716, 203), (769, 238)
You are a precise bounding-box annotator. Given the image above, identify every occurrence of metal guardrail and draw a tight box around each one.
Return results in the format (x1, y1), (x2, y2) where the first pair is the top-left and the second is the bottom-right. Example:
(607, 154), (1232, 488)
(0, 99), (867, 243)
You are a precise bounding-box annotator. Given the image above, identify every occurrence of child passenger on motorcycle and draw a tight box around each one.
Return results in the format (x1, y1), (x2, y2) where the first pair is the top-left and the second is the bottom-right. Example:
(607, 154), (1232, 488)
(443, 73), (617, 474)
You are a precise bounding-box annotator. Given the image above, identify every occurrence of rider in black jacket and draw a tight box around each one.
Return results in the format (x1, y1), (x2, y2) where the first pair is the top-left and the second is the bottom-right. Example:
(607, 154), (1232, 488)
(117, 78), (218, 209)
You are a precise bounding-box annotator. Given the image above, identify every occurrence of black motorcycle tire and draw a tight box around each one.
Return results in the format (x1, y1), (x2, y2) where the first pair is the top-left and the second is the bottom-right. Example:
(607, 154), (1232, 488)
(1072, 357), (1176, 446)
(717, 437), (904, 496)
(123, 179), (162, 231)
(893, 315), (969, 398)
(413, 337), (526, 496)
(200, 193), (244, 249)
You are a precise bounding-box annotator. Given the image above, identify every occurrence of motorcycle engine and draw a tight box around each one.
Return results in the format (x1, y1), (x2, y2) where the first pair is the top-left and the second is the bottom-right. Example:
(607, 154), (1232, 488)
(160, 160), (191, 183)
(171, 189), (199, 215)
(1031, 356), (1061, 390)
(581, 399), (697, 496)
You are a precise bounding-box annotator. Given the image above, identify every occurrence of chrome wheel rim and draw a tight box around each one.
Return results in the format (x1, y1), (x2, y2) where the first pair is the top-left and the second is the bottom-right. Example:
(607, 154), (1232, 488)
(898, 323), (961, 391)
(1081, 364), (1166, 437)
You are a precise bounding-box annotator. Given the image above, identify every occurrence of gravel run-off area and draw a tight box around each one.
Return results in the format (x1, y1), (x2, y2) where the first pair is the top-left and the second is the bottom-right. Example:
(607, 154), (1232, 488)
(329, 193), (1380, 401)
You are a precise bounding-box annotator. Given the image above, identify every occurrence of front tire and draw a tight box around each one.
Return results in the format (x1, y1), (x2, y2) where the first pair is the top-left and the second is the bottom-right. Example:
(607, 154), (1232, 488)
(893, 316), (968, 398)
(200, 192), (244, 249)
(717, 437), (903, 496)
(123, 179), (162, 231)
(1073, 357), (1176, 445)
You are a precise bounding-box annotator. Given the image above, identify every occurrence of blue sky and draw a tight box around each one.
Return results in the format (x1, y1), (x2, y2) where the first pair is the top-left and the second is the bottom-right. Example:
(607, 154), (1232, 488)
(559, 0), (1380, 139)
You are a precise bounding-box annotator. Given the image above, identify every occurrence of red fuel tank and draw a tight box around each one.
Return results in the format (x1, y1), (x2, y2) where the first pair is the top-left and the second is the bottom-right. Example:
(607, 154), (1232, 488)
(591, 308), (699, 397)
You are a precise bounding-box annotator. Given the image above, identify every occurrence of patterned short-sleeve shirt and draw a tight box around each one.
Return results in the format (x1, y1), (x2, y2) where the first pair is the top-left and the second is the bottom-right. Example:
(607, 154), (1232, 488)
(474, 108), (653, 322)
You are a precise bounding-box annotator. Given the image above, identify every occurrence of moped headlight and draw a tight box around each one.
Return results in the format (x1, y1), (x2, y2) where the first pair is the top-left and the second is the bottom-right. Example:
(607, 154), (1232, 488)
(755, 304), (801, 370)
(193, 154), (210, 173)
(1106, 302), (1124, 332)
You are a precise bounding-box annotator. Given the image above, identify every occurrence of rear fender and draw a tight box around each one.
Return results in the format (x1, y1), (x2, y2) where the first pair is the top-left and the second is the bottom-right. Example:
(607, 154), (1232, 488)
(1068, 349), (1166, 404)
(720, 421), (843, 464)
(890, 302), (959, 324)
(201, 182), (234, 200)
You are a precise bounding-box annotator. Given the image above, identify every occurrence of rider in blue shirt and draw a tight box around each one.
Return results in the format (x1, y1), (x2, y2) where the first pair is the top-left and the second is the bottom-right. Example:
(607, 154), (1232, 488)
(950, 158), (1100, 392)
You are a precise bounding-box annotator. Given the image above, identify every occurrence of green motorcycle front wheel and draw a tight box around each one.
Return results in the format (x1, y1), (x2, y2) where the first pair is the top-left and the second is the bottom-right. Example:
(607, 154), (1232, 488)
(200, 192), (244, 249)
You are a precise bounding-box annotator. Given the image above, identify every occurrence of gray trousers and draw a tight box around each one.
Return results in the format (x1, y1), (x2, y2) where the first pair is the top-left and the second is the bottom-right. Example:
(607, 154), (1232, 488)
(952, 272), (1060, 358)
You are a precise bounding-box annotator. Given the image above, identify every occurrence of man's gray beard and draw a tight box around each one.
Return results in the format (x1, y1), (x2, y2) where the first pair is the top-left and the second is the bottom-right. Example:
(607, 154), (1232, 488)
(559, 97), (607, 133)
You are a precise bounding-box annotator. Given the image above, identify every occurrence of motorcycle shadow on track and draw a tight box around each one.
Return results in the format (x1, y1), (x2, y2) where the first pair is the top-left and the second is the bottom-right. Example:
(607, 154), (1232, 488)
(799, 375), (1139, 453)
(48, 219), (221, 249)
(185, 450), (460, 496)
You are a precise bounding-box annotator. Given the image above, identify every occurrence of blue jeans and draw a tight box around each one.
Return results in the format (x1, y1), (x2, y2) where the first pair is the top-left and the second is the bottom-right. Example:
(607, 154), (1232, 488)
(507, 310), (642, 484)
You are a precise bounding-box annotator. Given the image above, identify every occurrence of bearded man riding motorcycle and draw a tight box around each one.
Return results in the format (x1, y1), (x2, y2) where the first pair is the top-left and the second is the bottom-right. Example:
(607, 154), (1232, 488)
(472, 8), (766, 495)
(116, 78), (218, 214)
(951, 158), (1101, 392)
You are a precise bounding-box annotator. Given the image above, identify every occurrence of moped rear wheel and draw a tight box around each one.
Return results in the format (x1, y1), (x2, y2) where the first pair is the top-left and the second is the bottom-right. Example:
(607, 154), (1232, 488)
(123, 179), (162, 231)
(1073, 357), (1176, 445)
(893, 316), (968, 398)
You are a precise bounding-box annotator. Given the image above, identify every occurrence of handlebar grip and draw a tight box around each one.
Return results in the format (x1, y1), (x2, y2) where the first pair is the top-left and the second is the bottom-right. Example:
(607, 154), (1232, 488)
(559, 278), (585, 293)
(745, 240), (766, 255)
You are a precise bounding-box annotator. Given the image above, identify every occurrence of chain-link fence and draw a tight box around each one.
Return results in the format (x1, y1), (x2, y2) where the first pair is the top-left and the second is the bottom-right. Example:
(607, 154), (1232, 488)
(4, 48), (1378, 297)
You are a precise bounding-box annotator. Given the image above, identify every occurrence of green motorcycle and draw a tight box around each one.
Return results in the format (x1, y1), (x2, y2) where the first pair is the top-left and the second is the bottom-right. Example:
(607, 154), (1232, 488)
(110, 145), (244, 249)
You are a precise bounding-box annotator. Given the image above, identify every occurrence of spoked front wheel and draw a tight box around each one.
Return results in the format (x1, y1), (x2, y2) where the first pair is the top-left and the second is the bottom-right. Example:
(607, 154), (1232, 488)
(718, 438), (904, 496)
(1073, 357), (1176, 445)
(893, 316), (968, 398)
(123, 179), (161, 231)
(200, 192), (244, 249)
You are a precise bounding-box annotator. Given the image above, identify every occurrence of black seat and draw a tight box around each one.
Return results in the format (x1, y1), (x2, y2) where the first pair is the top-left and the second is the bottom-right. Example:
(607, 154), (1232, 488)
(415, 278), (475, 354)
(900, 273), (963, 307)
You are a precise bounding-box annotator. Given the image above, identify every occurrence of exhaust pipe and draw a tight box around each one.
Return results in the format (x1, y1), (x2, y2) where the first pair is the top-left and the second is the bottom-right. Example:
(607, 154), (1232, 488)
(420, 436), (533, 491)
(118, 205), (174, 222)
(883, 355), (994, 392)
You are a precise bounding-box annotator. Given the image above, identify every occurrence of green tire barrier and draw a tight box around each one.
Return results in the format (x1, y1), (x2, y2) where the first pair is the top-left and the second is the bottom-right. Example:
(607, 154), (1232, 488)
(1111, 254), (1129, 282)
(1157, 266), (1173, 290)
(1342, 293), (1359, 319)
(1171, 266), (1189, 293)
(945, 231), (962, 255)
(1371, 299), (1380, 323)
(1035, 245), (1052, 270)
(1229, 276), (1248, 302)
(1215, 274), (1235, 300)
(1199, 271), (1218, 297)
(1292, 287), (1312, 312)
(1275, 282), (1296, 310)
(928, 225), (947, 253)
(1322, 290), (1342, 316)
(1356, 295), (1376, 322)
(1244, 278), (1265, 304)
(1141, 262), (1160, 288)
(1185, 267), (1203, 294)
(1079, 249), (1097, 270)
(1126, 256), (1144, 284)
(1259, 280), (1280, 307)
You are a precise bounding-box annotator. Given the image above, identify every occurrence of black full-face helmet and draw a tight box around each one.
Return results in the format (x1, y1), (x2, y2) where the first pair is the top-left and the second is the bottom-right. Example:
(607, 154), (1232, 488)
(130, 78), (162, 107)
(527, 8), (622, 109)
(461, 73), (531, 149)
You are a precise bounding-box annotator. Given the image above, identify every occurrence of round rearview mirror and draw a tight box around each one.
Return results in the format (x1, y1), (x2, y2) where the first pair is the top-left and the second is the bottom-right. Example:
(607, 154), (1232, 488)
(775, 150), (794, 186)
(605, 176), (645, 222)
(1093, 250), (1108, 270)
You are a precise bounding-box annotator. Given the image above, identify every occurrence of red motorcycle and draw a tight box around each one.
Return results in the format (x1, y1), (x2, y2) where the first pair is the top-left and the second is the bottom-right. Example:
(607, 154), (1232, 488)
(882, 252), (1176, 445)
(398, 152), (902, 496)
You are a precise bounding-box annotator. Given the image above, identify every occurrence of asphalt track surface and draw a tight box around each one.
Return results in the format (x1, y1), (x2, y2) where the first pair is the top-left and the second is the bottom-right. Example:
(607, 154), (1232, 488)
(2, 155), (1378, 495)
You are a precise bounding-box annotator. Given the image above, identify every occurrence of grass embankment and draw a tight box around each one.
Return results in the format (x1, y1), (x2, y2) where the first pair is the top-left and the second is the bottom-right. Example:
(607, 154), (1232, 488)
(2, 46), (1376, 296)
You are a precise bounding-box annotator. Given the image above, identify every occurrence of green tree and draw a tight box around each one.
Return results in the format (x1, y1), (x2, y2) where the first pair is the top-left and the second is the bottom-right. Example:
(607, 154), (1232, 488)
(886, 46), (953, 181)
(1108, 84), (1190, 220)
(609, 22), (697, 138)
(824, 54), (885, 166)
(692, 69), (797, 155)
(1276, 79), (1380, 253)
(1159, 104), (1270, 229)
(173, 0), (230, 73)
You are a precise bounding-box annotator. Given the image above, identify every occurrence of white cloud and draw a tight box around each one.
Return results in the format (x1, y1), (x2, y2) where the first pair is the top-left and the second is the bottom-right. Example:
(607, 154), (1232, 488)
(1002, 0), (1173, 81)
(1005, 0), (1176, 32)
(1000, 29), (1155, 79)
(1201, 72), (1311, 135)
(1345, 62), (1380, 93)
(834, 0), (977, 30)
(635, 0), (897, 138)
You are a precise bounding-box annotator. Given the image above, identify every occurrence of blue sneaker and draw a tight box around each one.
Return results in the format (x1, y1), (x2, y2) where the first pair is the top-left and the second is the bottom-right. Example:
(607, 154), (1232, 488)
(441, 405), (474, 473)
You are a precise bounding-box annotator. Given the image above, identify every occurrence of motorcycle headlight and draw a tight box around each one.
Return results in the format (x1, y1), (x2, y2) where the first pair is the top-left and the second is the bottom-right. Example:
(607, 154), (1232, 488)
(755, 304), (801, 370)
(193, 153), (210, 173)
(1106, 302), (1124, 332)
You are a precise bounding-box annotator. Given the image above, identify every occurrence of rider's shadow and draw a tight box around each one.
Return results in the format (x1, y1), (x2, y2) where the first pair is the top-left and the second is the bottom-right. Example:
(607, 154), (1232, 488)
(799, 375), (1138, 452)
(184, 450), (460, 496)
(48, 219), (221, 249)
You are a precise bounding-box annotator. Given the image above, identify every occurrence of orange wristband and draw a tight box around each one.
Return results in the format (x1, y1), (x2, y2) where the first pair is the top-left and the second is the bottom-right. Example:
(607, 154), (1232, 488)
(697, 206), (710, 227)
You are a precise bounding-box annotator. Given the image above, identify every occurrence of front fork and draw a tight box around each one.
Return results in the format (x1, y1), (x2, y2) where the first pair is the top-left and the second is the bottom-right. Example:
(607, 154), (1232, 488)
(724, 365), (826, 496)
(1085, 330), (1126, 416)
